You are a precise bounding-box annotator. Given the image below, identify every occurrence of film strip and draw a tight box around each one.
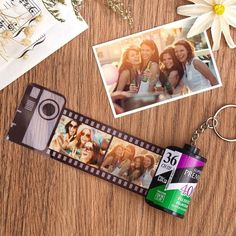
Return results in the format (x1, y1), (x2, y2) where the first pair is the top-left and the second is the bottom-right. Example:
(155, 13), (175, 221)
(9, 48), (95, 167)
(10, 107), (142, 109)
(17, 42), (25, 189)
(47, 149), (148, 195)
(46, 108), (165, 196)
(7, 84), (165, 197)
(7, 84), (208, 218)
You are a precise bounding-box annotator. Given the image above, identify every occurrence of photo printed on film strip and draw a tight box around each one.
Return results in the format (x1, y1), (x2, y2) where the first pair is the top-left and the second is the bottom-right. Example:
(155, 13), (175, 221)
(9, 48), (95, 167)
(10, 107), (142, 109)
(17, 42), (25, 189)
(47, 109), (165, 196)
(7, 84), (165, 196)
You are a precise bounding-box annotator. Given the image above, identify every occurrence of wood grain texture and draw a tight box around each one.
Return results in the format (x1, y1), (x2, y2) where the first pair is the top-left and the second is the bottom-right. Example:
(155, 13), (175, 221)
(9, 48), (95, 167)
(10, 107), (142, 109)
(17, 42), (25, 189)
(0, 0), (236, 235)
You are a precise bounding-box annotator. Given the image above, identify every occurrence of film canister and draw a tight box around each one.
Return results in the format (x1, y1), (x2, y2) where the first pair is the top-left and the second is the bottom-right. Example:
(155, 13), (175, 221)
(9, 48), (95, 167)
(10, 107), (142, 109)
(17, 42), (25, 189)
(145, 144), (207, 218)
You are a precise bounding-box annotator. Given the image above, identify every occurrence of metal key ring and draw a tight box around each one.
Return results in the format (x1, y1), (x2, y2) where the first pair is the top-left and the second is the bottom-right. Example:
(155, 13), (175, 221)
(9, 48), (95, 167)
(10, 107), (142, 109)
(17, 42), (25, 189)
(213, 104), (236, 142)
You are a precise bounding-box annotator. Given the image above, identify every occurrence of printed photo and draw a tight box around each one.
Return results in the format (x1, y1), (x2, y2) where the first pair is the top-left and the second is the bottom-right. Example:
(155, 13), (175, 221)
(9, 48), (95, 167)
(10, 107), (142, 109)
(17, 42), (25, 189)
(93, 18), (222, 118)
(100, 137), (161, 189)
(49, 115), (162, 189)
(49, 116), (112, 168)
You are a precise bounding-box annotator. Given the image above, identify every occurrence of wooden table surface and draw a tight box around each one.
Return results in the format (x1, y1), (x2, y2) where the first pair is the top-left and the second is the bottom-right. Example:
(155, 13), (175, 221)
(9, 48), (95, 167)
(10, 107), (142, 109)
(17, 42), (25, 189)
(1, 0), (236, 235)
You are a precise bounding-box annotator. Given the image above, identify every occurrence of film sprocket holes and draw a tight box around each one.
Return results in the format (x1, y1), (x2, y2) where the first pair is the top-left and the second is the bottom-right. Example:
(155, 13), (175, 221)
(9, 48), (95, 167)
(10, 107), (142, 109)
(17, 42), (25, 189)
(7, 84), (206, 218)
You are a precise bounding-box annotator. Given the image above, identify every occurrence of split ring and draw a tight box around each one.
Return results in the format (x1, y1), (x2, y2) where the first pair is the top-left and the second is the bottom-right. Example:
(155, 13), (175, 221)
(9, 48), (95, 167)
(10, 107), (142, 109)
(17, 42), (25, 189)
(213, 104), (236, 142)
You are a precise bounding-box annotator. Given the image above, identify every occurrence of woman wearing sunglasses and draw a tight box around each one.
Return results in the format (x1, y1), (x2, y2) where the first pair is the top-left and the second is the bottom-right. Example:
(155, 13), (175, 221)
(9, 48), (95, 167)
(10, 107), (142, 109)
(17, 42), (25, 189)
(76, 128), (92, 148)
(78, 141), (101, 166)
(50, 120), (81, 154)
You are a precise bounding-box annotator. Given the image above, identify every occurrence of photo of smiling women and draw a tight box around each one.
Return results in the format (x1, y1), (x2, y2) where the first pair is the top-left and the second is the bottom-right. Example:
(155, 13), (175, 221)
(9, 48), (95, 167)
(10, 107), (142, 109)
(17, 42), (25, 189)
(49, 119), (82, 154)
(101, 137), (161, 188)
(49, 116), (112, 161)
(93, 18), (221, 118)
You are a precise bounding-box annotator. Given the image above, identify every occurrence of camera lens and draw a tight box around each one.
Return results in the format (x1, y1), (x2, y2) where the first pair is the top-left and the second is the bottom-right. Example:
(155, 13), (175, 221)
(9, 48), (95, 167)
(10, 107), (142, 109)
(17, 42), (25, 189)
(38, 99), (59, 120)
(42, 103), (56, 117)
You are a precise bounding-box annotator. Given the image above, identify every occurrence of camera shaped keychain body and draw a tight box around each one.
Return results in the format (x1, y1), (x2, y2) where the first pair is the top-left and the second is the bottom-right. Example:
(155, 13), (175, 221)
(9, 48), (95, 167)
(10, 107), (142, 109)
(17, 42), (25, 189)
(7, 85), (65, 151)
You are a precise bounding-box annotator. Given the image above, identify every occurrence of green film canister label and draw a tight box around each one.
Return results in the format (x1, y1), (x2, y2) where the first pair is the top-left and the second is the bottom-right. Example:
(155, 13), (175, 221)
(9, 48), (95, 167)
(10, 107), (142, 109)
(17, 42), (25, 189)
(145, 148), (206, 217)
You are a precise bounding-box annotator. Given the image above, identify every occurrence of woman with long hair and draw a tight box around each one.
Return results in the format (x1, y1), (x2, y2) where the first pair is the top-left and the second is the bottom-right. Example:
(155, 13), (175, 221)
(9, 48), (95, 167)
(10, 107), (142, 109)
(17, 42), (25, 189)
(174, 39), (218, 92)
(100, 144), (125, 172)
(50, 120), (81, 154)
(78, 141), (101, 167)
(132, 39), (160, 94)
(76, 128), (92, 148)
(158, 46), (187, 98)
(115, 145), (136, 178)
(128, 155), (144, 185)
(115, 46), (141, 92)
(68, 127), (92, 159)
(141, 154), (155, 188)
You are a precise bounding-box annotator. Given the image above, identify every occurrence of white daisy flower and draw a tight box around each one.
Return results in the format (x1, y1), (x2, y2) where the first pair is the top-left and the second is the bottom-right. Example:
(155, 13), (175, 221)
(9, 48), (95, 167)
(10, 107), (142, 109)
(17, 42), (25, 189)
(177, 0), (236, 51)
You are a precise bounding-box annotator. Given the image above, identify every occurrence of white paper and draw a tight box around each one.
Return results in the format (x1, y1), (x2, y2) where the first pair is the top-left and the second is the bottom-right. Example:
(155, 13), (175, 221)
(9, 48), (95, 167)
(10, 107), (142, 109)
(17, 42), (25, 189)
(0, 0), (88, 90)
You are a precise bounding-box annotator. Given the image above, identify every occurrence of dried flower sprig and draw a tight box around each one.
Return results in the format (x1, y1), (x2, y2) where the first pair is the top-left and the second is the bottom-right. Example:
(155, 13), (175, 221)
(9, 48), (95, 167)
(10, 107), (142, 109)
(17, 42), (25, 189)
(41, 0), (84, 22)
(0, 14), (43, 62)
(105, 0), (134, 26)
(71, 0), (84, 20)
(41, 0), (66, 22)
(0, 31), (12, 62)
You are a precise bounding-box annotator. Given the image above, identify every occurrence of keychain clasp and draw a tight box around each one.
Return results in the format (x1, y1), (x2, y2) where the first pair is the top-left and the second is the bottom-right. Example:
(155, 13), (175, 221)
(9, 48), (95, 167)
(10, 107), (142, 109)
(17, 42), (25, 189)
(213, 104), (236, 142)
(191, 104), (236, 146)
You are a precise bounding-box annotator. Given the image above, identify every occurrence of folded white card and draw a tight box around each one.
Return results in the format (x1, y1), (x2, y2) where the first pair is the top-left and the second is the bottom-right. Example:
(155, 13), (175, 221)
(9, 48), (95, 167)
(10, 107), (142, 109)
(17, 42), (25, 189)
(0, 0), (88, 90)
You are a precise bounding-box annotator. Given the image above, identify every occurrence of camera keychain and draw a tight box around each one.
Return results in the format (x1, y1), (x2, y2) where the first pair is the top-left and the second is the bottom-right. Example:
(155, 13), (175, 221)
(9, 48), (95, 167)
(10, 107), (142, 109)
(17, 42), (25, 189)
(6, 84), (236, 219)
(145, 104), (236, 218)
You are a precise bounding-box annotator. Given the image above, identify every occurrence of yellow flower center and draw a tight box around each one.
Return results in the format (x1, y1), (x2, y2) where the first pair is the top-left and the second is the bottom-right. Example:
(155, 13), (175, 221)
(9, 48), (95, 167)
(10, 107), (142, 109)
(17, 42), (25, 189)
(213, 4), (225, 15)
